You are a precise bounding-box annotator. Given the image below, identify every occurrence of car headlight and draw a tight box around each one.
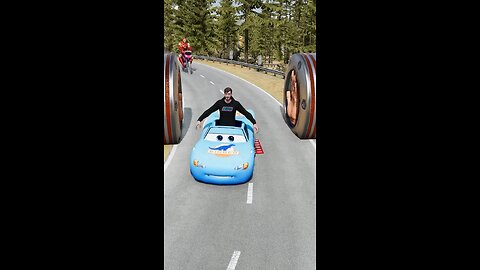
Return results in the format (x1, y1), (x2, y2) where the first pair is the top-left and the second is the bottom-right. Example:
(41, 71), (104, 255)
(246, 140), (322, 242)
(193, 159), (205, 168)
(234, 162), (249, 170)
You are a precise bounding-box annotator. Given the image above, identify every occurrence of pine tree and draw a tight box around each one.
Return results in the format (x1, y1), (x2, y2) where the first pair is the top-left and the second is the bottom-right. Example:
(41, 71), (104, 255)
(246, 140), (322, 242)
(305, 0), (316, 52)
(172, 0), (194, 54)
(217, 0), (239, 58)
(235, 0), (264, 62)
(259, 0), (278, 63)
(164, 0), (176, 52)
(164, 0), (316, 61)
(172, 0), (218, 55)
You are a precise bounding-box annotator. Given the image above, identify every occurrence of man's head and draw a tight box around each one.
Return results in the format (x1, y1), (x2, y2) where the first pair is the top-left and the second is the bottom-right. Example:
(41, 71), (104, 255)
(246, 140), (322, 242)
(182, 37), (187, 43)
(224, 87), (233, 102)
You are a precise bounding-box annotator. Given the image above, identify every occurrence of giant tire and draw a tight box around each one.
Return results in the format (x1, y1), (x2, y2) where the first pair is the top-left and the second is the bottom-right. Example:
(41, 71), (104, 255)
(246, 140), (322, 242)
(283, 53), (316, 139)
(164, 53), (184, 144)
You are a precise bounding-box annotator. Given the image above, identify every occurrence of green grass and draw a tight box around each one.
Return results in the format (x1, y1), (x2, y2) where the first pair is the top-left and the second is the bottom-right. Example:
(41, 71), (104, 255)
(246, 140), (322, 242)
(164, 144), (173, 163)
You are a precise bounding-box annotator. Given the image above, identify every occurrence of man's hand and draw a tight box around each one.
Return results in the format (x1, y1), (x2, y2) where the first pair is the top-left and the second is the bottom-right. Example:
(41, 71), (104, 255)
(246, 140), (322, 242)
(195, 121), (201, 129)
(253, 124), (259, 134)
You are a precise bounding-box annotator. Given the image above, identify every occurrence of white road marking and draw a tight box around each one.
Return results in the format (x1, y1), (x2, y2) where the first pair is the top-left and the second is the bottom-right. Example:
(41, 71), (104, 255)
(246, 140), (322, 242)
(164, 145), (178, 172)
(227, 251), (241, 270)
(247, 183), (253, 204)
(197, 62), (282, 106)
(200, 75), (205, 78)
(309, 139), (316, 150)
(209, 81), (215, 85)
(219, 89), (224, 94)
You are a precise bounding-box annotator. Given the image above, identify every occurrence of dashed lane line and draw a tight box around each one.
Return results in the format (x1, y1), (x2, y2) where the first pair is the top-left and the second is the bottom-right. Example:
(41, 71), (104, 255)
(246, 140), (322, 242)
(247, 183), (253, 204)
(227, 251), (241, 270)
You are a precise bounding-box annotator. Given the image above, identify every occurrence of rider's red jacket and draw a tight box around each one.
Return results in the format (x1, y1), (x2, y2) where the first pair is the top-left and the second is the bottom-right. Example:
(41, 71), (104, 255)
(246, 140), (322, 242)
(177, 41), (192, 54)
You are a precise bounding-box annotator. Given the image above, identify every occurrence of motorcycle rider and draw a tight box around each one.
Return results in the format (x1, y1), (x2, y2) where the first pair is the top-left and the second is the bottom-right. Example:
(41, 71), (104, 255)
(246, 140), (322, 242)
(177, 37), (192, 68)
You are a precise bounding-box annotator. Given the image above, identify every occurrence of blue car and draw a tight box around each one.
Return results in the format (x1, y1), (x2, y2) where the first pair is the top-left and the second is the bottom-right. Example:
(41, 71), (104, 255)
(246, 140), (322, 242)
(190, 110), (256, 184)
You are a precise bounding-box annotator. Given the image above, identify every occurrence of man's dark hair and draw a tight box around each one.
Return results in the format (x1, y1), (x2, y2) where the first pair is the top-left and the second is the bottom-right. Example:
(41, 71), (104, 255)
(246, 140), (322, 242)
(224, 87), (233, 93)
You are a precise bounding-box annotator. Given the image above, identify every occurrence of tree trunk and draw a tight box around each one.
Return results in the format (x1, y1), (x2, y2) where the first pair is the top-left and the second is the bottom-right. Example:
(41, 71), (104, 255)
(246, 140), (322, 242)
(285, 48), (289, 64)
(244, 29), (249, 63)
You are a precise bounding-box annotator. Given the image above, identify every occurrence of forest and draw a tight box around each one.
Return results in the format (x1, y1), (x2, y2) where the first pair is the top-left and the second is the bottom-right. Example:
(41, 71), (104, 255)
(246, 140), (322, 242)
(164, 0), (316, 64)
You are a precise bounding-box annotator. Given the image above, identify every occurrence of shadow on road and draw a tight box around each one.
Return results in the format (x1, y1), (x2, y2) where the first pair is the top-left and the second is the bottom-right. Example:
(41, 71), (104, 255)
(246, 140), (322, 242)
(278, 104), (290, 126)
(181, 107), (193, 139)
(181, 66), (197, 74)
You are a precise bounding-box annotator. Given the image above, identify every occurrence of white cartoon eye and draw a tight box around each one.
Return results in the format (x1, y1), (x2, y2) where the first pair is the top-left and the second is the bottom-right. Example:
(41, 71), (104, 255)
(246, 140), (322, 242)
(216, 135), (223, 141)
(228, 136), (234, 142)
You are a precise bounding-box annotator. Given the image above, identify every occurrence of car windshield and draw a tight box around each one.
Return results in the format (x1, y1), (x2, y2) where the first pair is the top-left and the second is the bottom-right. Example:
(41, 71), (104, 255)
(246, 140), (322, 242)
(204, 127), (247, 143)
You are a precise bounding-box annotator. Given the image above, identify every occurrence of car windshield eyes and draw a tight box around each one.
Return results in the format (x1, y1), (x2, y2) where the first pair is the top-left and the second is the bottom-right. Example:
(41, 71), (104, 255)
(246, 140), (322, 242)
(228, 136), (234, 142)
(217, 135), (223, 141)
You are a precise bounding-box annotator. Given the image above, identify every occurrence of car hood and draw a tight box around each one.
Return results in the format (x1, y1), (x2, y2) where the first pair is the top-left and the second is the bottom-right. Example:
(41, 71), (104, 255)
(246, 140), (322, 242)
(192, 141), (254, 165)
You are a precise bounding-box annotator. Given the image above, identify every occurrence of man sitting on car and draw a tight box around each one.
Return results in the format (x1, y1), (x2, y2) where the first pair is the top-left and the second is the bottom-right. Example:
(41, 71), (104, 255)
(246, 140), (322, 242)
(196, 87), (259, 134)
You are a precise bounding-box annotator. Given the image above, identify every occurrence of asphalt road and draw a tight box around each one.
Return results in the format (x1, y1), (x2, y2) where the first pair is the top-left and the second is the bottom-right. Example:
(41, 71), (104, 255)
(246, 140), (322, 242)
(164, 62), (316, 269)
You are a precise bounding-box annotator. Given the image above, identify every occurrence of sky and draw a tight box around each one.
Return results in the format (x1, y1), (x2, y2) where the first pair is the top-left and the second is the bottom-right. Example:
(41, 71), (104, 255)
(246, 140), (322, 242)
(213, 0), (262, 13)
(173, 1), (261, 17)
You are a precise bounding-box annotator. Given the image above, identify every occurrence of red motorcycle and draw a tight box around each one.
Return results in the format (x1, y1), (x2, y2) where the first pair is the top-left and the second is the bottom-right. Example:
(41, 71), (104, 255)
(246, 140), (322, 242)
(181, 50), (193, 74)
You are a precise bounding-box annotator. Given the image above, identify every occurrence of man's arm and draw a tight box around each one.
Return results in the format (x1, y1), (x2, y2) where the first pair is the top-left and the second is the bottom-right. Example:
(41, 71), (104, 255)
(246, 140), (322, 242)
(197, 101), (219, 123)
(237, 102), (256, 124)
(237, 102), (259, 133)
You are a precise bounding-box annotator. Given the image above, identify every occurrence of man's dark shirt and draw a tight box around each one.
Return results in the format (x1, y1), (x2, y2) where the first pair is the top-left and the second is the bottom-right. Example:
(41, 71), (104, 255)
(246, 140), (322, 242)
(197, 97), (256, 126)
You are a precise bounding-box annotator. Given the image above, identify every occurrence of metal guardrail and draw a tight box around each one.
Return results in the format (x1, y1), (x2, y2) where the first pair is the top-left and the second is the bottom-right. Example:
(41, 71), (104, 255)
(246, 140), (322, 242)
(194, 55), (286, 78)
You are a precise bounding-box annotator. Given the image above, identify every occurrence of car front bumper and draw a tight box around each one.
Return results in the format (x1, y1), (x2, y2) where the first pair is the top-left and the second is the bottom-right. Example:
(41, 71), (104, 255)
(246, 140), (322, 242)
(190, 166), (253, 185)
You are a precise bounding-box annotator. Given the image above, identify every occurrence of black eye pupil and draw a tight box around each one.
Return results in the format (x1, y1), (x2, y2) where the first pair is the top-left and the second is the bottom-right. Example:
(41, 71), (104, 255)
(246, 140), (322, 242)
(228, 136), (234, 141)
(217, 135), (223, 141)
